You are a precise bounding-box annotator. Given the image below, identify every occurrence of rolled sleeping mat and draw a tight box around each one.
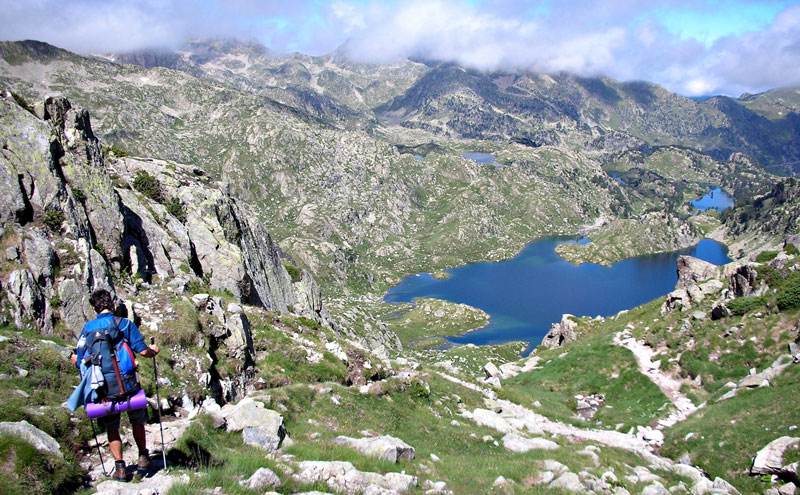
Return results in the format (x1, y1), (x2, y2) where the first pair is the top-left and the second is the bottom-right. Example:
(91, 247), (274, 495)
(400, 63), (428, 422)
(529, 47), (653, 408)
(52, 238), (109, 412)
(86, 389), (148, 419)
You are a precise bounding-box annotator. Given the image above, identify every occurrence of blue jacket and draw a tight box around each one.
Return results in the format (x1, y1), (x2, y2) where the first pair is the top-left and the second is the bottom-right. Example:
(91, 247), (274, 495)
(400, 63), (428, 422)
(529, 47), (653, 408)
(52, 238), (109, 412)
(68, 313), (147, 411)
(75, 313), (147, 370)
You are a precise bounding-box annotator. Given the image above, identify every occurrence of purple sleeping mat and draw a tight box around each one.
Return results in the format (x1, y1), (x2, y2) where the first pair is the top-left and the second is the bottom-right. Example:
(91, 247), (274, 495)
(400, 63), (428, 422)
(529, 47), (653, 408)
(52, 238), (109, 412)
(86, 389), (148, 419)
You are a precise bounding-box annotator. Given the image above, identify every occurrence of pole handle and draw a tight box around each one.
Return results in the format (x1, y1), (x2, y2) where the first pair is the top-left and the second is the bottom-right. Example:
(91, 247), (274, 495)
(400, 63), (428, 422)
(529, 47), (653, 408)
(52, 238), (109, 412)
(150, 336), (155, 345)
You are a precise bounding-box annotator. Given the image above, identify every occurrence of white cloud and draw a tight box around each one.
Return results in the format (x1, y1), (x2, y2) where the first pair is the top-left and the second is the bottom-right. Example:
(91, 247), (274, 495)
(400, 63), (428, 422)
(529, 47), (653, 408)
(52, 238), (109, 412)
(1, 0), (800, 96)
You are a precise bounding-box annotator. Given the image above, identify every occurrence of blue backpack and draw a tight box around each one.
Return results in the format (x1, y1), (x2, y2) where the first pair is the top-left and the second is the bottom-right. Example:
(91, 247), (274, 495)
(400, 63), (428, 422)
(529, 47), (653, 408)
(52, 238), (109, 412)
(80, 317), (140, 402)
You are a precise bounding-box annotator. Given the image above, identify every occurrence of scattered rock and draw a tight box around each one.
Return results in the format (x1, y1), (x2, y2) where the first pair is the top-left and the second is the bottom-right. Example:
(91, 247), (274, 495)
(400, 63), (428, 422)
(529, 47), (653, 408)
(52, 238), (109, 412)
(241, 467), (281, 490)
(641, 481), (669, 495)
(332, 435), (415, 463)
(483, 362), (502, 379)
(93, 472), (189, 495)
(423, 479), (452, 495)
(712, 477), (741, 495)
(293, 461), (417, 494)
(221, 398), (286, 451)
(550, 472), (583, 492)
(501, 433), (558, 453)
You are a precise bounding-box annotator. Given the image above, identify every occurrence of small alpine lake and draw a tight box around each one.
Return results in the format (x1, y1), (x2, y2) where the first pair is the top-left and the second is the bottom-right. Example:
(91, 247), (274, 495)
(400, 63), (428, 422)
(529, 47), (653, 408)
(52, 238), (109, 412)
(461, 151), (505, 167)
(384, 237), (731, 351)
(690, 187), (734, 211)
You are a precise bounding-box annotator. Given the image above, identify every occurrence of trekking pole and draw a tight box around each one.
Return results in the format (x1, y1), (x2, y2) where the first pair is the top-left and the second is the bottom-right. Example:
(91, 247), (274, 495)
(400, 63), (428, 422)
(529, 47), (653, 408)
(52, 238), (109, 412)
(89, 417), (108, 476)
(150, 337), (168, 471)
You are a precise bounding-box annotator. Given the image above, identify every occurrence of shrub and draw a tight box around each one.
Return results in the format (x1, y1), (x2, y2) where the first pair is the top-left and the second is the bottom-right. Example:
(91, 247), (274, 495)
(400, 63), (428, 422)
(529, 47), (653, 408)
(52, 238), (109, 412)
(756, 251), (779, 263)
(69, 187), (86, 203)
(132, 170), (163, 202)
(408, 381), (431, 400)
(283, 261), (302, 283)
(786, 244), (799, 256)
(185, 280), (206, 294)
(42, 209), (64, 232)
(104, 145), (129, 158)
(776, 276), (800, 311)
(93, 242), (106, 257)
(296, 316), (322, 332)
(165, 196), (187, 223)
(726, 296), (766, 316)
(10, 91), (35, 115)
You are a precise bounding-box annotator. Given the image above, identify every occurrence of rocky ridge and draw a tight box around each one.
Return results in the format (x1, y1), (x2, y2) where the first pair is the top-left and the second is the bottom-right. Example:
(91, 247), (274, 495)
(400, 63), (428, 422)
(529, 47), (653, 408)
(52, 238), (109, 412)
(0, 92), (393, 406)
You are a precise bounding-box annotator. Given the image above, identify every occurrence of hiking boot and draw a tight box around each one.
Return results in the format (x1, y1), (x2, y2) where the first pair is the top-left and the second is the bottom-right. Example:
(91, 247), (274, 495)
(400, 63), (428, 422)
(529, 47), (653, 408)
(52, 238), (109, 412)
(137, 450), (152, 471)
(112, 460), (127, 482)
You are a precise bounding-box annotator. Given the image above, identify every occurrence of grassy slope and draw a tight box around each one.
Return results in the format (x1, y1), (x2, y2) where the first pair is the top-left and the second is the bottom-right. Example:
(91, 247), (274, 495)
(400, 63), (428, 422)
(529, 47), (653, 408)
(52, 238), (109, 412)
(495, 248), (800, 493)
(0, 327), (87, 494)
(167, 373), (697, 495)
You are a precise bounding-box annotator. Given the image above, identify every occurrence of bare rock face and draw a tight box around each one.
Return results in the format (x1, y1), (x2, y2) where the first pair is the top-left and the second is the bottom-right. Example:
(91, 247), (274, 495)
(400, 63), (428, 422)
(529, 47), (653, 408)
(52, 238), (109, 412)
(6, 269), (51, 333)
(115, 157), (303, 316)
(0, 93), (118, 335)
(46, 97), (124, 268)
(676, 256), (719, 290)
(541, 314), (578, 348)
(729, 264), (760, 298)
(293, 268), (337, 330)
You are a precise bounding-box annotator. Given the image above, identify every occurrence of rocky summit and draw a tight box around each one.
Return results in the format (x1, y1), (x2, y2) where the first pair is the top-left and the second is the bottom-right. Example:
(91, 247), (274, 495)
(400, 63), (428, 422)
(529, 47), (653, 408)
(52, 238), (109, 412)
(0, 38), (799, 495)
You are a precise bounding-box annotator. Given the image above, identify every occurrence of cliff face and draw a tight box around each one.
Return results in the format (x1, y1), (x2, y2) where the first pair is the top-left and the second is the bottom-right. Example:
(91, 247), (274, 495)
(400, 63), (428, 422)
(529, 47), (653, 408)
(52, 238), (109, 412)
(0, 92), (336, 339)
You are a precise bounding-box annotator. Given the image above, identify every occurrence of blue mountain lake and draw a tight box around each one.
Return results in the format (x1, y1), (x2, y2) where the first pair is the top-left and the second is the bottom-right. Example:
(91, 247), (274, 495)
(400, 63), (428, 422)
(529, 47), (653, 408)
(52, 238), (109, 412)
(690, 188), (734, 211)
(384, 238), (731, 350)
(461, 152), (504, 167)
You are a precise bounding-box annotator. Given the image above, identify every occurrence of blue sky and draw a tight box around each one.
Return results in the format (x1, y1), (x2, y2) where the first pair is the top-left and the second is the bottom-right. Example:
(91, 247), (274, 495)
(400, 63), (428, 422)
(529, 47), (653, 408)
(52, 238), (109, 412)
(1, 0), (799, 96)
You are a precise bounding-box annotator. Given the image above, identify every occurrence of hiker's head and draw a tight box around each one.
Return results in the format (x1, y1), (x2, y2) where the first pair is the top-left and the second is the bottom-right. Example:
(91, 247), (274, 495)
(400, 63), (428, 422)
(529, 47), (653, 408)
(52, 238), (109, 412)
(89, 289), (115, 313)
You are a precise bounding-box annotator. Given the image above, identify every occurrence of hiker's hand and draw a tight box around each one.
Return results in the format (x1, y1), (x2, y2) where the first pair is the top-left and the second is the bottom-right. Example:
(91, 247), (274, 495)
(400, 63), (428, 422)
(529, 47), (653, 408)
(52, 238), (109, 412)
(139, 345), (159, 358)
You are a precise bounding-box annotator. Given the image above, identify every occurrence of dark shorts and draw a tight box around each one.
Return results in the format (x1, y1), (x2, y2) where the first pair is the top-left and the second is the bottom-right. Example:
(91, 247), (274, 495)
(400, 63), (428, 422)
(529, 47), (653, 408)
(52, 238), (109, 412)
(97, 406), (148, 430)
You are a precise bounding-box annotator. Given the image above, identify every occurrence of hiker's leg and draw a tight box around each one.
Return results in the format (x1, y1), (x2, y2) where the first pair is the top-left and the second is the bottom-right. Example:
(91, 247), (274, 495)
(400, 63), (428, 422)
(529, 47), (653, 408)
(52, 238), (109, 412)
(98, 413), (123, 461)
(129, 407), (149, 454)
(132, 423), (146, 452)
(107, 428), (123, 461)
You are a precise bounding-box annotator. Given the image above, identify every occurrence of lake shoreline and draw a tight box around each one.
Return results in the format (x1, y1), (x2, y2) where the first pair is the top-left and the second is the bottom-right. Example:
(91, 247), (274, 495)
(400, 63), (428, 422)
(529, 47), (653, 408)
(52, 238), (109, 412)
(384, 236), (731, 351)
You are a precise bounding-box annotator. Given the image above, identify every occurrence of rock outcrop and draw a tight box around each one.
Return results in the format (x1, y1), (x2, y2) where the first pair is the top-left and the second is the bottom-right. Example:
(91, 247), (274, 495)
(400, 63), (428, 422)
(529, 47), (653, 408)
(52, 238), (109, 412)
(675, 256), (720, 290)
(332, 435), (415, 463)
(541, 314), (578, 348)
(221, 397), (287, 451)
(751, 436), (800, 484)
(0, 420), (63, 458)
(0, 92), (336, 339)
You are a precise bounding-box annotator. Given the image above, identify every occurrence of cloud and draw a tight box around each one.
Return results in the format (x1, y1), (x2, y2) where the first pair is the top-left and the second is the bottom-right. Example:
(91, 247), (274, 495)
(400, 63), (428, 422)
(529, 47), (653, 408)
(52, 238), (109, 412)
(1, 0), (799, 96)
(334, 0), (800, 96)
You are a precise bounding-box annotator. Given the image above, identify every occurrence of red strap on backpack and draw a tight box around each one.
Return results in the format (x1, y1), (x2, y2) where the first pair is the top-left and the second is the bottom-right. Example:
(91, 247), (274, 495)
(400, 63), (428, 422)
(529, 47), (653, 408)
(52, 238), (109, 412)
(114, 317), (137, 368)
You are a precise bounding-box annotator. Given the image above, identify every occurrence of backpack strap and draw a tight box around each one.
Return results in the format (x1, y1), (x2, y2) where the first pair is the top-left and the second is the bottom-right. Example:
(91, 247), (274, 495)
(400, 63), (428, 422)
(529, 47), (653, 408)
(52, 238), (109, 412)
(114, 317), (137, 367)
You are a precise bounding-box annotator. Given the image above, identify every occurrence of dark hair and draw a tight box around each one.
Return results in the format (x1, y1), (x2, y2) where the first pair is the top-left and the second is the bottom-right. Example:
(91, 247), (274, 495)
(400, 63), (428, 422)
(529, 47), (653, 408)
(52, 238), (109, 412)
(89, 289), (115, 313)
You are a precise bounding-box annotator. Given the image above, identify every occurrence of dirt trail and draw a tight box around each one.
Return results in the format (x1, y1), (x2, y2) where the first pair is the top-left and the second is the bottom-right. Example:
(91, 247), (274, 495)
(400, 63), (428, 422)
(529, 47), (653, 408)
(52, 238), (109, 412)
(614, 331), (699, 429)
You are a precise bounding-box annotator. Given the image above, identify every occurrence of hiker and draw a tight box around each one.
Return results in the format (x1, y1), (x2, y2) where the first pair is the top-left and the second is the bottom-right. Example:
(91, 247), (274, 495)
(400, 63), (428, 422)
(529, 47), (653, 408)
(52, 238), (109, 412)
(69, 289), (160, 481)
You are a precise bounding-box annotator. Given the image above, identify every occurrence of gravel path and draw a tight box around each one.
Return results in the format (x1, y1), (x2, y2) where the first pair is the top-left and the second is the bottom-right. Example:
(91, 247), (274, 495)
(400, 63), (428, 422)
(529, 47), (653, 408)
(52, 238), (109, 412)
(614, 331), (699, 429)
